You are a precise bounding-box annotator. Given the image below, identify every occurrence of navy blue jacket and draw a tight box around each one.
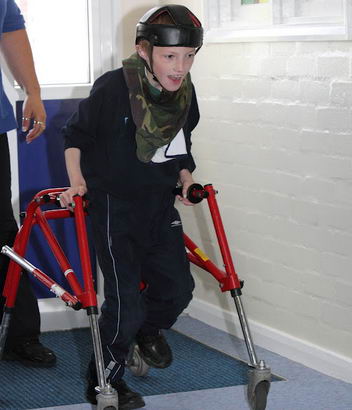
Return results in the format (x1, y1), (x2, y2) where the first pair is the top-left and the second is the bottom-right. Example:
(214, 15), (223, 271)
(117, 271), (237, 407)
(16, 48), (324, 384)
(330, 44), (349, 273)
(63, 68), (199, 198)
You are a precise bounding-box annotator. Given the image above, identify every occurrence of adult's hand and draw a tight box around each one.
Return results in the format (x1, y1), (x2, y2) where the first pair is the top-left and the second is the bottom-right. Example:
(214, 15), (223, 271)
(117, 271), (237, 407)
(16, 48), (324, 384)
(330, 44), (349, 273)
(22, 93), (46, 143)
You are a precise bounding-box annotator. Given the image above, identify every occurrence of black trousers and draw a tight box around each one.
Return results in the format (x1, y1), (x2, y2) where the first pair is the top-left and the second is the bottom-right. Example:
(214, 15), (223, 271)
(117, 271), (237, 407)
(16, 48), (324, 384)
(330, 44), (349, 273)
(0, 133), (40, 347)
(88, 189), (195, 382)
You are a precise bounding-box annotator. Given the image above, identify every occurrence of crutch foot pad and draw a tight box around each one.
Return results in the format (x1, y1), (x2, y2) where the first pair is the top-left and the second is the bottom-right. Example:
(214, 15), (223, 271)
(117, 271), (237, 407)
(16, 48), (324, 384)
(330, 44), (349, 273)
(247, 362), (271, 410)
(127, 343), (150, 377)
(135, 330), (173, 369)
(86, 378), (145, 409)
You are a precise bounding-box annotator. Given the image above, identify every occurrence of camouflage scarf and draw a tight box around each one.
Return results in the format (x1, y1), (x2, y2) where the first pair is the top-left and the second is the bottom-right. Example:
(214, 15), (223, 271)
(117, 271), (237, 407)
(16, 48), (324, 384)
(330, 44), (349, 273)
(122, 53), (192, 163)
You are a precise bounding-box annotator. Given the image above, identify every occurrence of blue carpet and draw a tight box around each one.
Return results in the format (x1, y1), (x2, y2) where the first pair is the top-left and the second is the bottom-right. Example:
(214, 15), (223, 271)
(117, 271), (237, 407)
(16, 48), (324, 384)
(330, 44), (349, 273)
(0, 327), (281, 409)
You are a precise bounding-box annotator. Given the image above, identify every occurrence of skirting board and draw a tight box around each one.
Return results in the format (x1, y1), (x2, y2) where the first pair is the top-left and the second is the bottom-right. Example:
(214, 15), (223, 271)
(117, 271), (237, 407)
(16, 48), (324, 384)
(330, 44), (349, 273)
(39, 298), (90, 331)
(38, 289), (104, 331)
(186, 297), (352, 384)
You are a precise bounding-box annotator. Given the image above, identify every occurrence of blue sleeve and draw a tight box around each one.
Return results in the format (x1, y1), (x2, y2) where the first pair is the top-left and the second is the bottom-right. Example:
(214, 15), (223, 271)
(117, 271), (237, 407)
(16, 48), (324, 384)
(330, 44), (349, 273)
(2, 0), (25, 33)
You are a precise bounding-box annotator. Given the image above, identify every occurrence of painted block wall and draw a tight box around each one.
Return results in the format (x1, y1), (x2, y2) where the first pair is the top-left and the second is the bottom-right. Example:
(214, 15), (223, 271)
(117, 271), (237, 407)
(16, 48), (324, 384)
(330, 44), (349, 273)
(120, 1), (156, 59)
(169, 1), (352, 362)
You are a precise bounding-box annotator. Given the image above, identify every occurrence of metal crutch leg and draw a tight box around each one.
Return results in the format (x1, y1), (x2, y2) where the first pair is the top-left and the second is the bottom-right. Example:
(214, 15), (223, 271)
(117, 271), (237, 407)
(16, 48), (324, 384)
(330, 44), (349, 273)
(0, 308), (11, 358)
(88, 311), (119, 410)
(232, 290), (271, 410)
(203, 184), (272, 410)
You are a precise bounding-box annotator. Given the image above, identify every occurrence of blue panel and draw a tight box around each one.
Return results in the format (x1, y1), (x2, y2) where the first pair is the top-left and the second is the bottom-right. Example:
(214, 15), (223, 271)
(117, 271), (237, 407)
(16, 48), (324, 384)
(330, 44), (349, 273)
(16, 99), (96, 299)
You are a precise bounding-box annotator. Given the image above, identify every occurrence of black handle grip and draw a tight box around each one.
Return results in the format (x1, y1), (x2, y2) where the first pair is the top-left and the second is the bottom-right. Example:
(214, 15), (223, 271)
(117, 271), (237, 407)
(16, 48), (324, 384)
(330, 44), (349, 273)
(42, 194), (64, 208)
(172, 183), (208, 204)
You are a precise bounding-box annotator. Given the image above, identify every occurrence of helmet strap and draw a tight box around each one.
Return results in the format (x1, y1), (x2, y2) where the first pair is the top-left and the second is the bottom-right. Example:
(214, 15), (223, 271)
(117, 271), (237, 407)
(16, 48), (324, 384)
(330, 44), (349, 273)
(143, 41), (164, 87)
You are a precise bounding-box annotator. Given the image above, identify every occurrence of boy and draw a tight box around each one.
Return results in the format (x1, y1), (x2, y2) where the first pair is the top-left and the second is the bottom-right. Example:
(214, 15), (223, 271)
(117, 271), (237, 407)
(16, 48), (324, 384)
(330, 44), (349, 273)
(61, 5), (203, 409)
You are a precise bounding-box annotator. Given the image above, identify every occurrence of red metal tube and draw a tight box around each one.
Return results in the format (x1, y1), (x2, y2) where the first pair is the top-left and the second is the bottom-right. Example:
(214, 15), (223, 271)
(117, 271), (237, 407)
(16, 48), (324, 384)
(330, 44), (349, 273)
(184, 233), (228, 283)
(35, 208), (84, 297)
(204, 184), (242, 290)
(31, 267), (79, 306)
(72, 195), (97, 308)
(3, 198), (38, 306)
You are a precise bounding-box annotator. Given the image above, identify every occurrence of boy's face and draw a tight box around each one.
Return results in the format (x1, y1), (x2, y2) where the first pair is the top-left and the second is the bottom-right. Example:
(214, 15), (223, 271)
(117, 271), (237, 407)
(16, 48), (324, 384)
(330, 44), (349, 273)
(137, 45), (196, 92)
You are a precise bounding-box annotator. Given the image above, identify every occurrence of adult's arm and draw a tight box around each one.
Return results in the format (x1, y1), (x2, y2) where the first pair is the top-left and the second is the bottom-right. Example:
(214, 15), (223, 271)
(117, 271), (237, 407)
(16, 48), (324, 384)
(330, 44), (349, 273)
(0, 28), (45, 142)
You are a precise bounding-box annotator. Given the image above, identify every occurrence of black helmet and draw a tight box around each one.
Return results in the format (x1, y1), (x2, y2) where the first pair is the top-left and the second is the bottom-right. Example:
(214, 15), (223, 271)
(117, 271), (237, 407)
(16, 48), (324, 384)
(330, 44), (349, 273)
(136, 4), (203, 49)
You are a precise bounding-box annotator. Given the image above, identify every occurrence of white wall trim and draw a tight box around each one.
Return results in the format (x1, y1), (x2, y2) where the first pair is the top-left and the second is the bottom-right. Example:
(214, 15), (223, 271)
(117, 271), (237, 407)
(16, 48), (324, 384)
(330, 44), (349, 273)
(39, 298), (89, 331)
(38, 291), (104, 332)
(38, 262), (105, 332)
(186, 297), (352, 384)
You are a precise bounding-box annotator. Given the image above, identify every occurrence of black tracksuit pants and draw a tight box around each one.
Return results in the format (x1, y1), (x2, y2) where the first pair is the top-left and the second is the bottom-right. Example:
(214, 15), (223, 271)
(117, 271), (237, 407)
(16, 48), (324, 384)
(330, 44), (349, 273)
(0, 133), (40, 348)
(88, 188), (195, 382)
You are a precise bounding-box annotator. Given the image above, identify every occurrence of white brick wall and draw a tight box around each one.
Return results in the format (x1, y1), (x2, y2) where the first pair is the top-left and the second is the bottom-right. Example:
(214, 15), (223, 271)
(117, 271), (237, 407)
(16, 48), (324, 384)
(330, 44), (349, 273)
(183, 33), (352, 363)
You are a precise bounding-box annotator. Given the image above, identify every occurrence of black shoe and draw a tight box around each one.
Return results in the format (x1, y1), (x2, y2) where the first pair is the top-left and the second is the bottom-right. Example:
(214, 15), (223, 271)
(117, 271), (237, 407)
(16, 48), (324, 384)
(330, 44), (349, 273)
(136, 330), (173, 369)
(86, 378), (145, 409)
(3, 338), (56, 368)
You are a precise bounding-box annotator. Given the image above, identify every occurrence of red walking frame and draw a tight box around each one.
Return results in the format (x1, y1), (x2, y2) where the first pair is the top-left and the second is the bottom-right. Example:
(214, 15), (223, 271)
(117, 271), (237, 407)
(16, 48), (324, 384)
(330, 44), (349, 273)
(0, 185), (271, 410)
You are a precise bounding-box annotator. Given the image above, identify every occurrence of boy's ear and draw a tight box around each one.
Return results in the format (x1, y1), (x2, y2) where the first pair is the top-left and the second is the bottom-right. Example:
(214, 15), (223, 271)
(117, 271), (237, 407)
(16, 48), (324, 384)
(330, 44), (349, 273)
(136, 45), (148, 61)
